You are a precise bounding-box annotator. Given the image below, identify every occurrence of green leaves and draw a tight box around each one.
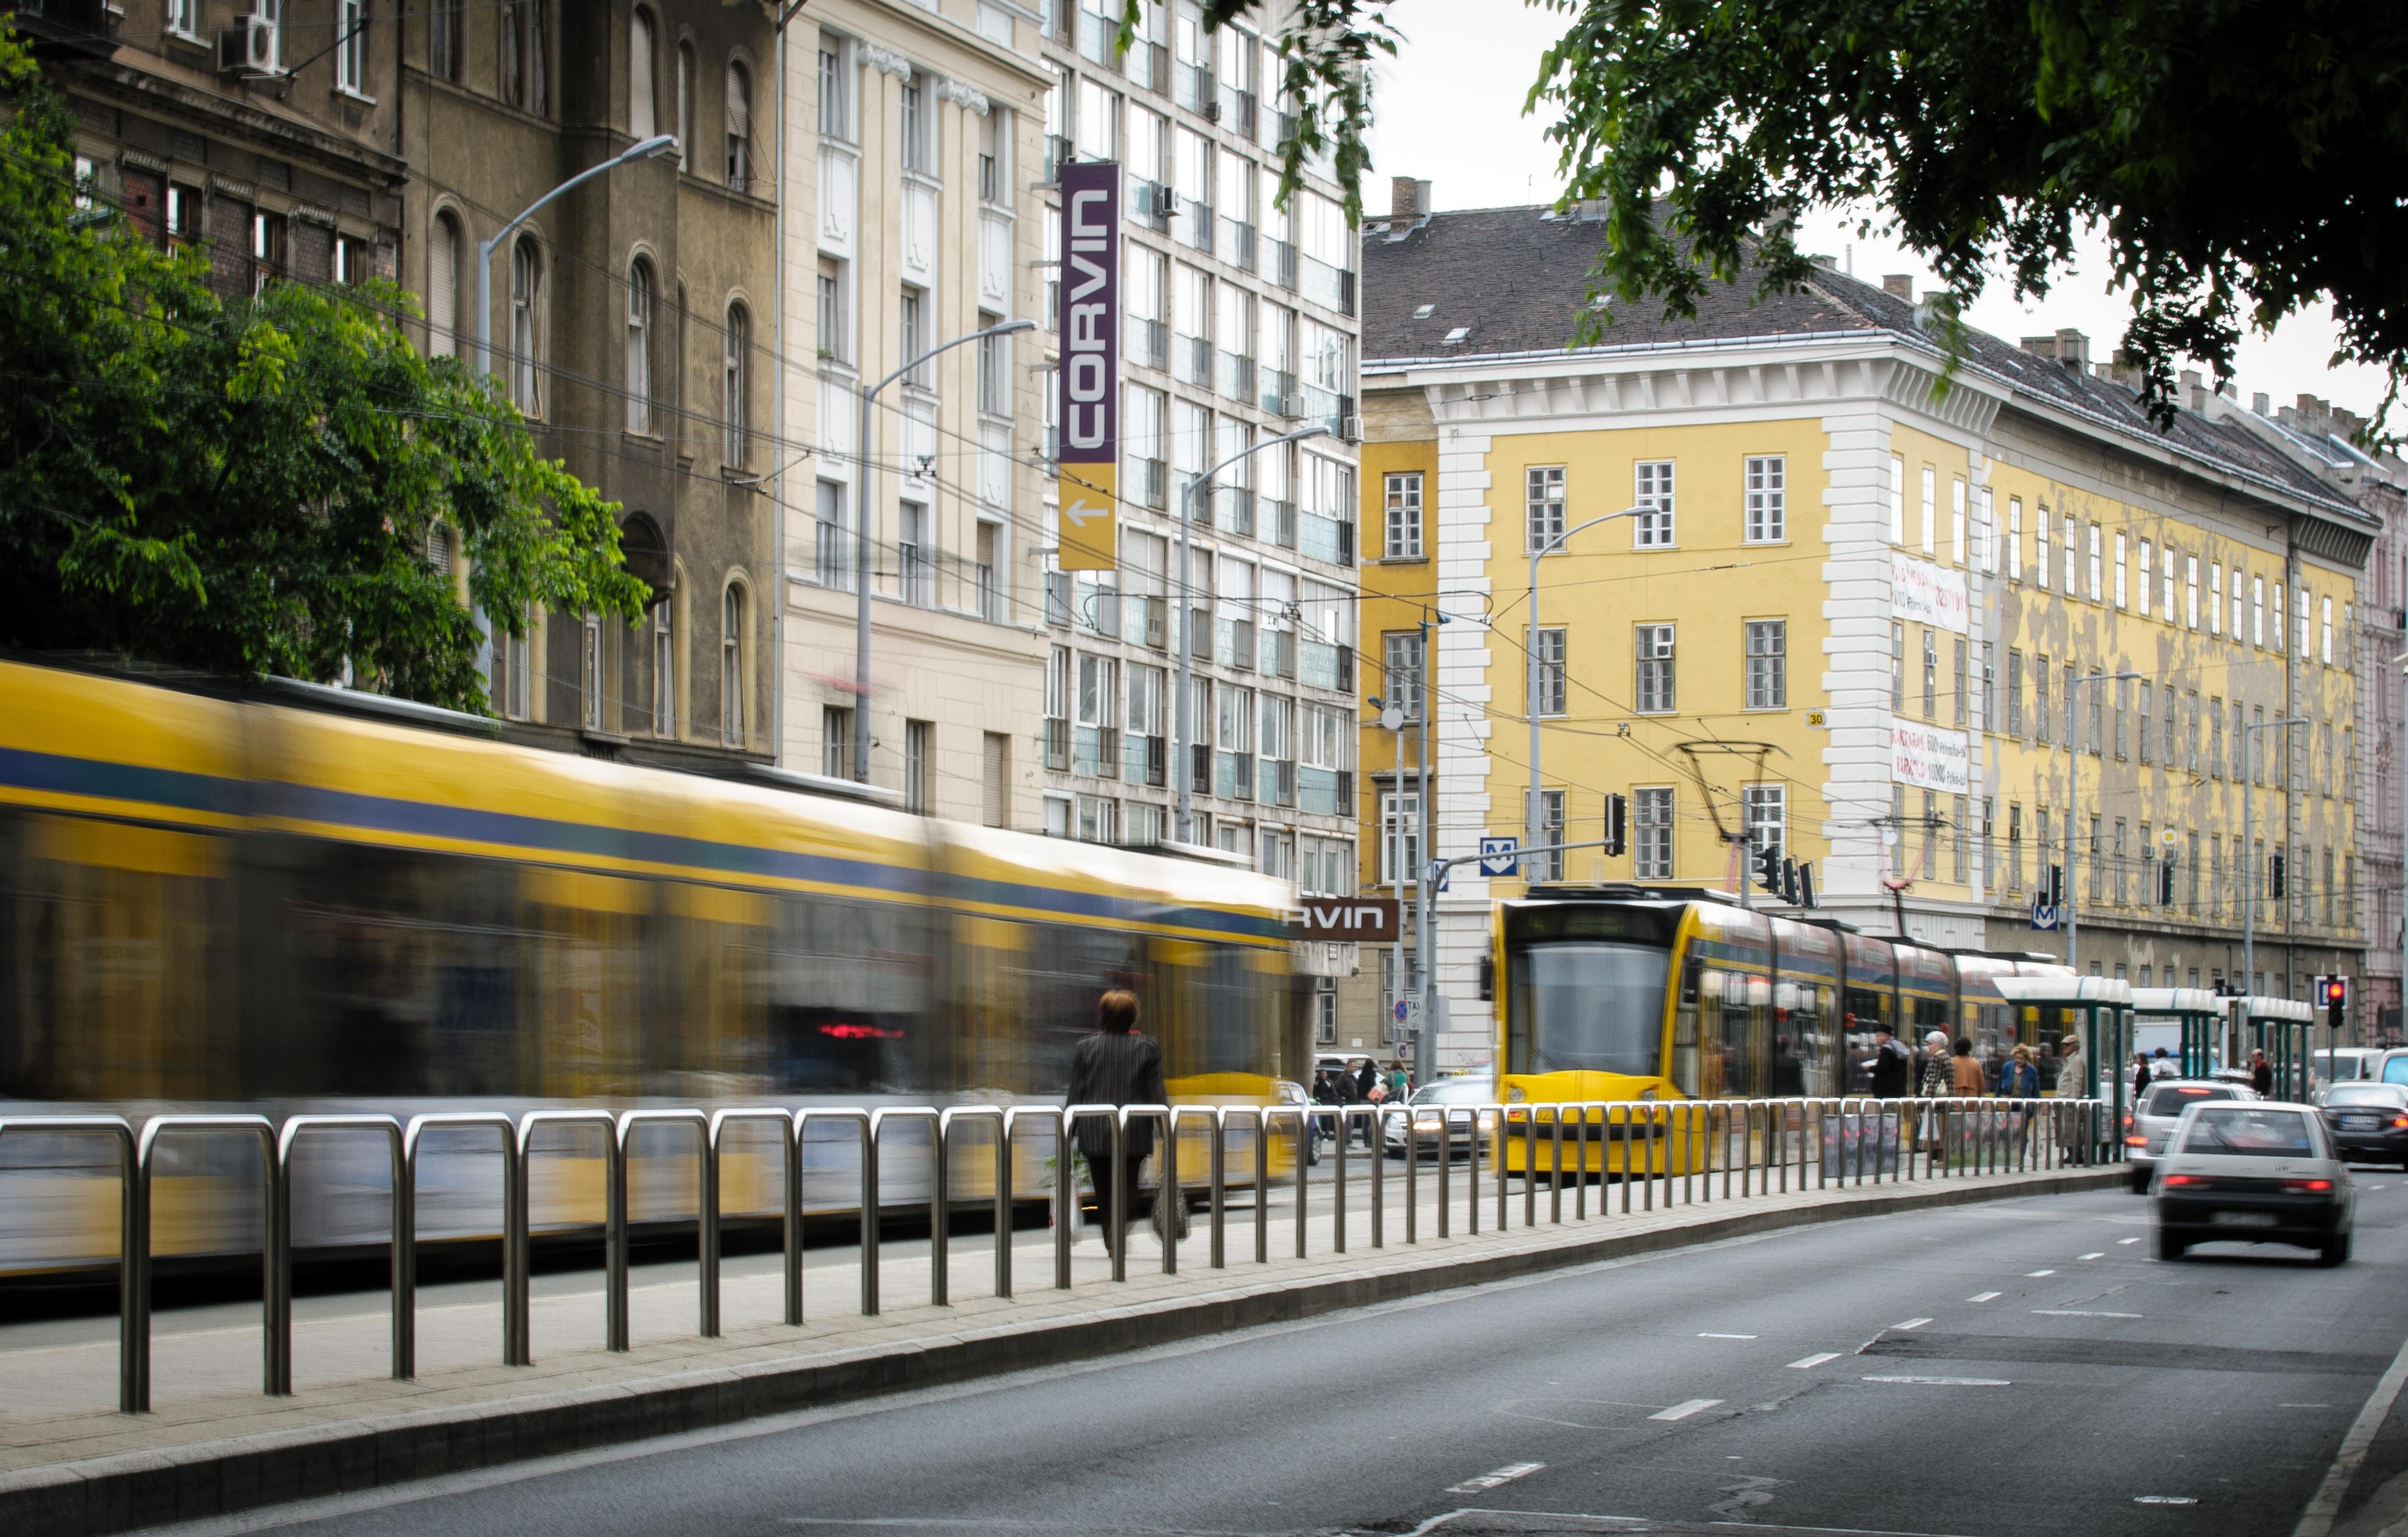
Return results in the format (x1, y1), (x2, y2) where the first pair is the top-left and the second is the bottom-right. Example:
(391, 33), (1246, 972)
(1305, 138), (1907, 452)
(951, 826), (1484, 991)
(0, 22), (640, 712)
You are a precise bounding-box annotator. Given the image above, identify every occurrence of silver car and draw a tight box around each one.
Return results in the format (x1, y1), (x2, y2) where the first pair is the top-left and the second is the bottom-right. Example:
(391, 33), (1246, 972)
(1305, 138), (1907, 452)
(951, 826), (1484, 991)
(1381, 1076), (1495, 1160)
(2127, 1079), (2256, 1192)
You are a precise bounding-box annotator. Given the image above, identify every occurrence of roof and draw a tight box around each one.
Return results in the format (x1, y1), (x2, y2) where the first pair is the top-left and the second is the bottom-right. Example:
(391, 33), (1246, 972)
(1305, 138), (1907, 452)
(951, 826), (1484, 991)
(1361, 204), (2372, 529)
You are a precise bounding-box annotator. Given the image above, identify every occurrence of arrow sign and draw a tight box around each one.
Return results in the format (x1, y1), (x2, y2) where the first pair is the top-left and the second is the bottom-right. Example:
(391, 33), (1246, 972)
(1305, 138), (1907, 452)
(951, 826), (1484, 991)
(1479, 836), (1521, 878)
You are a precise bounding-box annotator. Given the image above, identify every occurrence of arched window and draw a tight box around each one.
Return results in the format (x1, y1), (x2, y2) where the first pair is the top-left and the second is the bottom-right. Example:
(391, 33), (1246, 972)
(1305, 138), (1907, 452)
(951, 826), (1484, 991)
(430, 0), (462, 80)
(510, 235), (542, 414)
(427, 211), (461, 358)
(676, 42), (695, 172)
(723, 300), (748, 464)
(630, 9), (658, 139)
(720, 581), (747, 747)
(724, 61), (752, 188)
(626, 258), (654, 433)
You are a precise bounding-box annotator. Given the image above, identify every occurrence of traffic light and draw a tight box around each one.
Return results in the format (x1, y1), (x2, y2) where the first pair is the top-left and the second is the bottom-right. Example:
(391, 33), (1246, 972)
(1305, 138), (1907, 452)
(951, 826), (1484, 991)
(1603, 793), (1628, 857)
(1797, 861), (1818, 909)
(1753, 840), (1782, 894)
(2044, 864), (2065, 908)
(1781, 857), (1801, 906)
(2324, 976), (2347, 1033)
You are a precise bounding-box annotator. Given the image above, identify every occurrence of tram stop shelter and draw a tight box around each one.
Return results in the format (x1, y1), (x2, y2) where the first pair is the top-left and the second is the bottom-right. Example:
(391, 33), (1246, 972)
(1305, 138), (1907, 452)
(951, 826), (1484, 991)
(2131, 988), (2226, 1079)
(2238, 995), (2319, 1103)
(1994, 975), (2133, 1160)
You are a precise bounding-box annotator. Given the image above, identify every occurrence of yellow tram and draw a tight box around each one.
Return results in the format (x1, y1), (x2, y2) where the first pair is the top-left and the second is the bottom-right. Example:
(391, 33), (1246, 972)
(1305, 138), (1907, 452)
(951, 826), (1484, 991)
(1489, 888), (2078, 1177)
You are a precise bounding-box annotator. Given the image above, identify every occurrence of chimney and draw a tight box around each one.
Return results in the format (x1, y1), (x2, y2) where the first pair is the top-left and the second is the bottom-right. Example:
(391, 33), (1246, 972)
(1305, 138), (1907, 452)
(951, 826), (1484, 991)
(1389, 176), (1431, 222)
(2179, 368), (2207, 412)
(2253, 391), (2271, 415)
(2053, 328), (2089, 367)
(1882, 274), (1914, 302)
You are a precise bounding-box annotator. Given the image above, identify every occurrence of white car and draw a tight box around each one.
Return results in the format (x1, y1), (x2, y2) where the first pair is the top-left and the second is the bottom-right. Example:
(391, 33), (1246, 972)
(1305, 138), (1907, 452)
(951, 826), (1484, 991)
(2153, 1101), (2354, 1266)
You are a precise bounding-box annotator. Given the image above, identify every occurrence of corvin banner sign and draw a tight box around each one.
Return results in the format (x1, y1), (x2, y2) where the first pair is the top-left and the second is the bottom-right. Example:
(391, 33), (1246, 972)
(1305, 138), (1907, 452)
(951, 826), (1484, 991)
(1890, 719), (1970, 794)
(1891, 551), (1968, 633)
(1056, 161), (1120, 572)
(1290, 897), (1400, 944)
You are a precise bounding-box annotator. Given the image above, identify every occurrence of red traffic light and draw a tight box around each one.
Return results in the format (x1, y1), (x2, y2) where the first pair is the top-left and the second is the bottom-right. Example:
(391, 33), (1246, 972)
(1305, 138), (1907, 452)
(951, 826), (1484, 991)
(2323, 978), (2347, 1008)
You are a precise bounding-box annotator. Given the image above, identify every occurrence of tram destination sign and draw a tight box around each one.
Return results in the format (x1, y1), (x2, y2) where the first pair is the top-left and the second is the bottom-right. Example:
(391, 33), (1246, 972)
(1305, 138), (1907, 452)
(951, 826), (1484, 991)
(1291, 897), (1401, 943)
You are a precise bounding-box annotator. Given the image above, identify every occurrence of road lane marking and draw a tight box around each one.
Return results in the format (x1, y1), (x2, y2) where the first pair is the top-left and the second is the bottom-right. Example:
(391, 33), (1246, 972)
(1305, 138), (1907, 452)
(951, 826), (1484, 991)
(1863, 1375), (2010, 1386)
(2034, 1309), (2143, 1318)
(2283, 1403), (2334, 1409)
(2137, 1496), (2199, 1506)
(2293, 1305), (2408, 1537)
(1698, 1332), (1758, 1339)
(1893, 1318), (1934, 1330)
(1968, 1291), (2002, 1302)
(1444, 1463), (1545, 1494)
(1649, 1398), (1724, 1421)
(2119, 1237), (2142, 1245)
(2026, 1269), (2057, 1277)
(2078, 1251), (2105, 1260)
(1786, 1353), (1842, 1370)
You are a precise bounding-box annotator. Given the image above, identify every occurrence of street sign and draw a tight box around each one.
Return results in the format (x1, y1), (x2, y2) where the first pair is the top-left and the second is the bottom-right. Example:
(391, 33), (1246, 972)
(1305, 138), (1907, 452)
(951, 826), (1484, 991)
(1805, 709), (1830, 729)
(2029, 896), (2061, 932)
(1393, 999), (1411, 1024)
(1291, 897), (1400, 943)
(1479, 836), (1521, 877)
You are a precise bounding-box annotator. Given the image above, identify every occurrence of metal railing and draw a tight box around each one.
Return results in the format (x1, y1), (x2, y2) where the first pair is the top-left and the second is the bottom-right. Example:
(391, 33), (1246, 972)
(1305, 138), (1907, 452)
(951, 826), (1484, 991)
(0, 1095), (2106, 1414)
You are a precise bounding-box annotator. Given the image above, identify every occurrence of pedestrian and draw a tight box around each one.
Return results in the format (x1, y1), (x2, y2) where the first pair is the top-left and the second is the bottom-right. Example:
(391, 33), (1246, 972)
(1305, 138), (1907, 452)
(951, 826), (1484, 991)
(2132, 1051), (2153, 1095)
(2055, 1034), (2090, 1162)
(1919, 1031), (1954, 1098)
(1951, 1036), (1986, 1097)
(2250, 1048), (2274, 1097)
(1998, 1044), (2041, 1101)
(1864, 1025), (1910, 1098)
(1353, 1058), (1380, 1146)
(1389, 1061), (1410, 1100)
(1313, 1065), (1351, 1153)
(1065, 989), (1167, 1259)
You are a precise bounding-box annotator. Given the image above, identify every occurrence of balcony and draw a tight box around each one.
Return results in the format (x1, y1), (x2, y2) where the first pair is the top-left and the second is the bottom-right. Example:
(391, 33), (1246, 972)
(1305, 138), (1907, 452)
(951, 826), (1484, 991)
(1131, 316), (1168, 371)
(1044, 571), (1073, 627)
(1074, 725), (1121, 780)
(1264, 238), (1297, 292)
(1127, 456), (1167, 509)
(1263, 627), (1296, 679)
(1190, 742), (1212, 796)
(1260, 368), (1298, 418)
(1263, 758), (1296, 808)
(1132, 733), (1167, 787)
(1219, 219), (1256, 274)
(1175, 62), (1215, 115)
(1216, 483), (1255, 538)
(1296, 381), (1354, 439)
(1298, 511), (1353, 567)
(10, 0), (116, 57)
(1299, 765), (1340, 816)
(1077, 9), (1118, 69)
(1264, 106), (1296, 155)
(1173, 331), (1212, 387)
(1176, 199), (1215, 255)
(1217, 349), (1256, 404)
(1216, 751), (1253, 802)
(1144, 596), (1168, 649)
(1132, 179), (1175, 232)
(1220, 86), (1258, 141)
(1299, 253), (1353, 315)
(1265, 497), (1297, 549)
(1042, 134), (1072, 185)
(1128, 39), (1166, 92)
(1044, 717), (1071, 772)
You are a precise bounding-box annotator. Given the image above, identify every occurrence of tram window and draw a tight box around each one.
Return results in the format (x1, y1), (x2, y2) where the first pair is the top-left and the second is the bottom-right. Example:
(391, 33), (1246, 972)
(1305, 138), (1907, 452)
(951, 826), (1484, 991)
(769, 893), (932, 1094)
(1509, 943), (1668, 1077)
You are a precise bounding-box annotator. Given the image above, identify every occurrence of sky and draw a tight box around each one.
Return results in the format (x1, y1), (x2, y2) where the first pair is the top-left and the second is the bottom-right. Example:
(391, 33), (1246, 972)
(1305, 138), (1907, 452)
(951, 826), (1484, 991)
(1357, 3), (2386, 419)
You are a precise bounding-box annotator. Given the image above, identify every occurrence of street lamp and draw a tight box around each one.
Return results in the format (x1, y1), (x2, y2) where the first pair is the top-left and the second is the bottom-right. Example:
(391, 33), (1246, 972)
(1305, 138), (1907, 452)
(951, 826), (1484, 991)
(1174, 424), (1329, 840)
(1525, 506), (1646, 871)
(2240, 711), (2311, 996)
(1369, 694), (1409, 1035)
(2061, 670), (2143, 975)
(476, 134), (679, 380)
(851, 317), (1037, 782)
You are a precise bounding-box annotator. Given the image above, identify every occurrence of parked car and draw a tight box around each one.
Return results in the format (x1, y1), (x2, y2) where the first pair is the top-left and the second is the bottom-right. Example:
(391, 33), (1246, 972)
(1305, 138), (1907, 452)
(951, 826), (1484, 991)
(2153, 1101), (2353, 1265)
(1381, 1076), (1495, 1160)
(2319, 1082), (2408, 1168)
(2126, 1079), (2255, 1193)
(2315, 1047), (2383, 1090)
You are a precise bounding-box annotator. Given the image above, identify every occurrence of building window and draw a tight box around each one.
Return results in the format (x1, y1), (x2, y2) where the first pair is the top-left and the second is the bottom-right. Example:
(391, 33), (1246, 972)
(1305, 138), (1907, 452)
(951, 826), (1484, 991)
(2138, 539), (2152, 616)
(630, 10), (659, 137)
(580, 613), (603, 730)
(1635, 787), (1674, 878)
(900, 286), (930, 386)
(815, 478), (851, 589)
(726, 61), (753, 188)
(976, 312), (1007, 414)
(822, 705), (854, 778)
(1635, 460), (1675, 547)
(1921, 627), (1937, 719)
(1744, 619), (1786, 709)
(1743, 783), (1784, 863)
(2066, 516), (2081, 596)
(901, 71), (933, 174)
(1890, 620), (1905, 712)
(432, 0), (463, 78)
(720, 583), (747, 746)
(1533, 628), (1567, 717)
(981, 732), (1009, 828)
(1522, 789), (1566, 882)
(1951, 478), (1968, 564)
(723, 301), (749, 464)
(899, 500), (932, 605)
(1889, 454), (1905, 545)
(976, 521), (1000, 621)
(1636, 624), (1676, 714)
(1378, 789), (1422, 888)
(2114, 531), (2128, 608)
(1953, 637), (1968, 727)
(1919, 465), (1936, 554)
(335, 0), (368, 96)
(2087, 522), (2102, 601)
(904, 719), (932, 814)
(2008, 497), (2023, 581)
(1978, 641), (1994, 731)
(626, 258), (655, 434)
(1383, 630), (1423, 721)
(677, 42), (696, 170)
(1525, 465), (1564, 552)
(509, 236), (541, 414)
(2006, 803), (2024, 893)
(1384, 471), (1423, 559)
(1743, 455), (1785, 543)
(652, 601), (676, 737)
(2007, 651), (2024, 736)
(818, 40), (851, 141)
(817, 257), (848, 365)
(428, 212), (461, 358)
(1076, 794), (1118, 844)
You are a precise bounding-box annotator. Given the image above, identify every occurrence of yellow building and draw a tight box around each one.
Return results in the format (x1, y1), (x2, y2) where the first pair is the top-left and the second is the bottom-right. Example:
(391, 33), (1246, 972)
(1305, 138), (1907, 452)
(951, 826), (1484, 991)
(1358, 191), (2378, 1074)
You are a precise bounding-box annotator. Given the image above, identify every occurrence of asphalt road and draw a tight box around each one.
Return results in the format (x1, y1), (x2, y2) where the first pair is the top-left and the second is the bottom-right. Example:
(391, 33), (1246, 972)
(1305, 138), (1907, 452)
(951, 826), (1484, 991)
(149, 1176), (2408, 1537)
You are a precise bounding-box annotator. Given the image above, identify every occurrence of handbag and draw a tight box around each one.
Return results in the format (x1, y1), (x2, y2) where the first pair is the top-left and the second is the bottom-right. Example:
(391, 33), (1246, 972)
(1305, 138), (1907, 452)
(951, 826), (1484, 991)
(1149, 1154), (1191, 1242)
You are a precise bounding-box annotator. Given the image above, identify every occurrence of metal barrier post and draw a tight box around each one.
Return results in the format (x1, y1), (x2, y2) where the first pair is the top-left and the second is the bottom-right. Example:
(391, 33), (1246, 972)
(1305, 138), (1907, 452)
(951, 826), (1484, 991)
(1522, 1107), (1537, 1229)
(615, 1110), (712, 1338)
(867, 1108), (946, 1306)
(134, 1116), (279, 1394)
(1294, 1106), (1311, 1259)
(941, 1107), (1011, 1300)
(1330, 1105), (1348, 1255)
(795, 1108), (877, 1315)
(1136, 1105), (1177, 1275)
(1433, 1104), (1451, 1238)
(1492, 1105), (1509, 1233)
(1466, 1106), (1483, 1236)
(507, 1110), (617, 1355)
(1251, 1107), (1273, 1265)
(1208, 1107), (1229, 1269)
(703, 1110), (795, 1327)
(1369, 1105), (1387, 1249)
(400, 1113), (515, 1371)
(0, 1118), (141, 1410)
(1549, 1106), (1565, 1224)
(274, 1115), (405, 1388)
(1403, 1106), (1423, 1243)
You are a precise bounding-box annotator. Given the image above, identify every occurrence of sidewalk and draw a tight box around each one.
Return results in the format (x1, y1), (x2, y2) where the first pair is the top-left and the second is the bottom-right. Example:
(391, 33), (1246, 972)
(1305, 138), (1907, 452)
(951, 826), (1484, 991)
(1, 1159), (2122, 1536)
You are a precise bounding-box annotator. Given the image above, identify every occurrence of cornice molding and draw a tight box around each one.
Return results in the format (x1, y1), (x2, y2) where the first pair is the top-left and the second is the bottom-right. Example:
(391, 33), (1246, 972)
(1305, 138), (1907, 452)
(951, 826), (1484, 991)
(1420, 351), (2001, 440)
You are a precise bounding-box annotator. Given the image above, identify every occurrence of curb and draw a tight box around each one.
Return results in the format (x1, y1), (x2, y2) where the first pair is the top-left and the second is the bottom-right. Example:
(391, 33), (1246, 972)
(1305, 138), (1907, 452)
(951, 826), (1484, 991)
(4, 1167), (2125, 1535)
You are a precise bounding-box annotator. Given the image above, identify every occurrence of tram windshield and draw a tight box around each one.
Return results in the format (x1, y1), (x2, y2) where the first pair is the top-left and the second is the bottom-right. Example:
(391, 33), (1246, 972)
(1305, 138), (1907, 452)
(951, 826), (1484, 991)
(1508, 943), (1668, 1076)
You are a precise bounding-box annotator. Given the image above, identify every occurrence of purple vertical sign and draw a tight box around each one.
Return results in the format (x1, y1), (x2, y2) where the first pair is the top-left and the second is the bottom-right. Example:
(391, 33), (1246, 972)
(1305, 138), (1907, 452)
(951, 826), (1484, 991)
(1056, 160), (1120, 571)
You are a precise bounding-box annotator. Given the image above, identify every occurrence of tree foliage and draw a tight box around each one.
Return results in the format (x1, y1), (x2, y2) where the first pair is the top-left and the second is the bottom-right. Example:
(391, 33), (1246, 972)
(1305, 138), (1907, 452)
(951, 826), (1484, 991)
(1184, 0), (2408, 432)
(0, 24), (644, 711)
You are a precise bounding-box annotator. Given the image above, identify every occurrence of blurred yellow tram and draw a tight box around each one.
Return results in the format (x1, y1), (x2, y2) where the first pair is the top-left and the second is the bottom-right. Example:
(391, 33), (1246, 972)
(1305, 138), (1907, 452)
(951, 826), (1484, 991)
(1488, 888), (2078, 1179)
(0, 658), (1299, 1283)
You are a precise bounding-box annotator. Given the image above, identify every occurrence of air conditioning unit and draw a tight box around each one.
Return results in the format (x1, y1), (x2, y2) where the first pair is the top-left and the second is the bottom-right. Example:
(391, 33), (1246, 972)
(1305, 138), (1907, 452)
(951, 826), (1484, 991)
(1638, 628), (1676, 660)
(1338, 415), (1363, 444)
(1276, 394), (1304, 419)
(1201, 99), (1221, 123)
(219, 13), (282, 74)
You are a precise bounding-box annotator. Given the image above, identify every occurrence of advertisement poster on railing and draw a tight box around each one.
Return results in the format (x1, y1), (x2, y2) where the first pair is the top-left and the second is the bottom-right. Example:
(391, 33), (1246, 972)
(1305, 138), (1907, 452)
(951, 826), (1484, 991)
(1056, 162), (1121, 572)
(1890, 719), (1970, 795)
(1892, 551), (1968, 633)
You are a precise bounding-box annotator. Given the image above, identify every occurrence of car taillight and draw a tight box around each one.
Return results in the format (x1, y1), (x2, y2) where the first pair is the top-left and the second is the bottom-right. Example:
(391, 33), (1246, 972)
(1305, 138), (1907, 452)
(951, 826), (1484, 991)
(2125, 1134), (2147, 1146)
(2392, 1117), (2408, 1130)
(2161, 1174), (2209, 1189)
(2284, 1179), (2335, 1193)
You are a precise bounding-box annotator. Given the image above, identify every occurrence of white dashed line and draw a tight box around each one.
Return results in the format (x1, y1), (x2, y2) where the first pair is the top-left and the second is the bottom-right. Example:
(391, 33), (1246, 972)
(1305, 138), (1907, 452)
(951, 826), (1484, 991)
(1445, 1463), (1545, 1495)
(1649, 1399), (1725, 1422)
(1788, 1353), (1842, 1370)
(2034, 1309), (2143, 1318)
(1863, 1375), (2012, 1387)
(1968, 1291), (2002, 1303)
(2118, 1237), (2142, 1245)
(2078, 1252), (2106, 1260)
(2134, 1496), (2199, 1506)
(1698, 1333), (1758, 1340)
(1893, 1318), (1934, 1331)
(2026, 1269), (2057, 1277)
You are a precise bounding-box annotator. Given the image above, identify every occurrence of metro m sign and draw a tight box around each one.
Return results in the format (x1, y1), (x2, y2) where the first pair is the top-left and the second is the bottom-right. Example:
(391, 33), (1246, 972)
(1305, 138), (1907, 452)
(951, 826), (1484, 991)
(1290, 897), (1401, 944)
(1056, 162), (1120, 572)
